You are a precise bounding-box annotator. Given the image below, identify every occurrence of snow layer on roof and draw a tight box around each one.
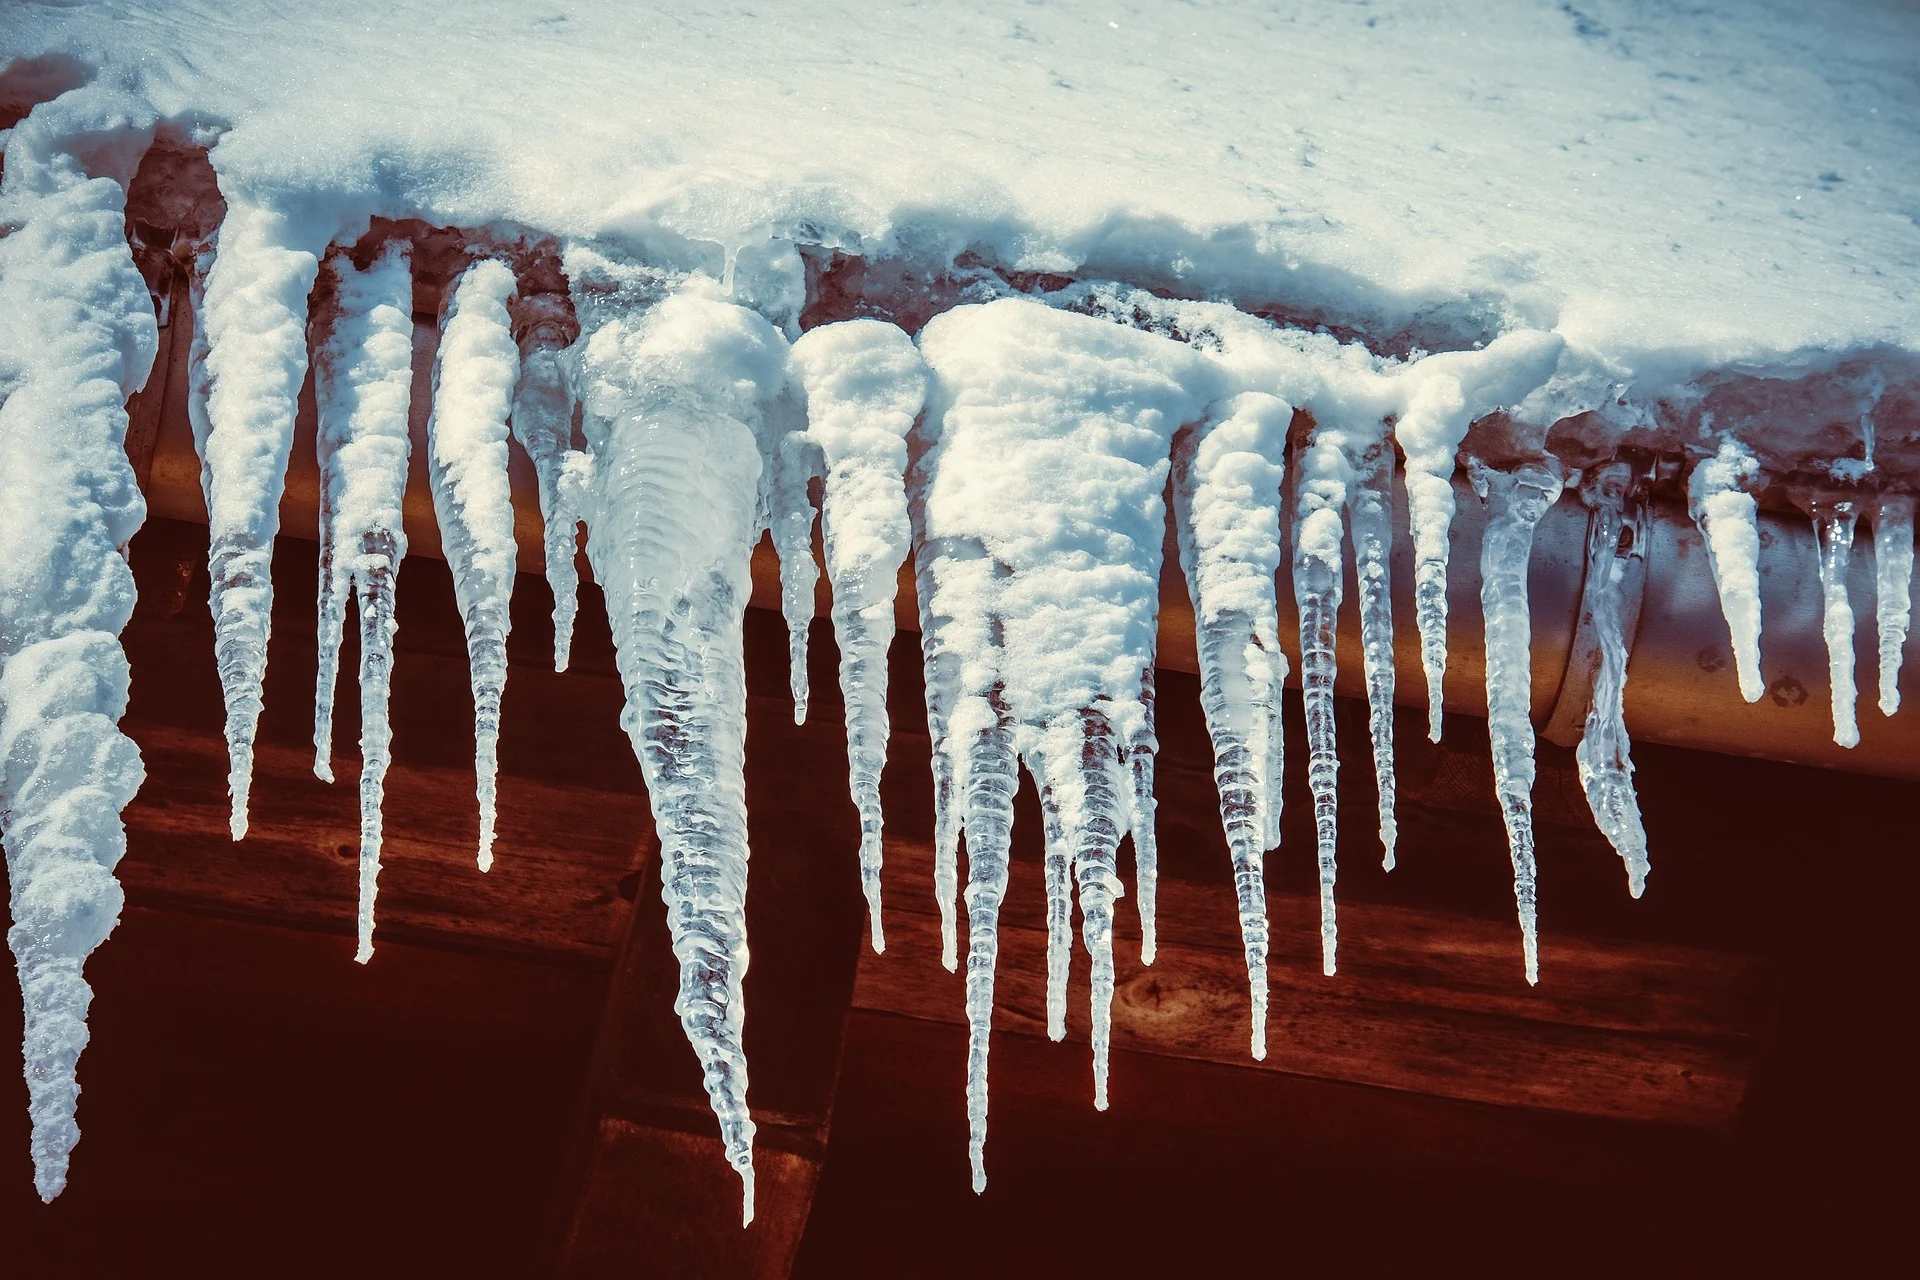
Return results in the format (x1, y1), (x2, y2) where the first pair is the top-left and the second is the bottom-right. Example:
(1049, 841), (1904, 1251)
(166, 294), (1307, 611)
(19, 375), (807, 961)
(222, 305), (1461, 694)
(5, 0), (1918, 382)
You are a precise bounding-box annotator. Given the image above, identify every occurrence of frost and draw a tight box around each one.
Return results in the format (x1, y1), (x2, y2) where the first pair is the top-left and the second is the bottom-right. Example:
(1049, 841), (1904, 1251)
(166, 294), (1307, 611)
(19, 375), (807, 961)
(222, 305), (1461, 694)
(1470, 458), (1566, 985)
(1171, 392), (1290, 1056)
(310, 242), (416, 963)
(1875, 494), (1915, 716)
(1688, 438), (1767, 703)
(426, 257), (522, 869)
(790, 320), (928, 953)
(1573, 463), (1650, 897)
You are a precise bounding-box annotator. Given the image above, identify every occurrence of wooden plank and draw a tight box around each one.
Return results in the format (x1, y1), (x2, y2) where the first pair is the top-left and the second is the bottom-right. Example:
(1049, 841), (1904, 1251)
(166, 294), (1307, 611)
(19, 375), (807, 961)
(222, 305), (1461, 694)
(854, 840), (1772, 1130)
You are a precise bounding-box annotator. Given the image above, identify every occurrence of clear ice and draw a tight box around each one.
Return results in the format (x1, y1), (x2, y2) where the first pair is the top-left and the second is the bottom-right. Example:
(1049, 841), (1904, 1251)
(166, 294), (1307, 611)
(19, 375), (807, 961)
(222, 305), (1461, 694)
(1573, 463), (1650, 896)
(1811, 500), (1862, 748)
(1292, 422), (1353, 976)
(508, 293), (584, 671)
(771, 428), (823, 723)
(1875, 494), (1915, 716)
(1350, 439), (1399, 868)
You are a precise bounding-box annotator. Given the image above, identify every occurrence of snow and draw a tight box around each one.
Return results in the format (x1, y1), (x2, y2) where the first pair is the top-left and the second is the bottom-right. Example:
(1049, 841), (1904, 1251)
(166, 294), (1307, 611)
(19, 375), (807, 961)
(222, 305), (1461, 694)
(309, 241), (416, 963)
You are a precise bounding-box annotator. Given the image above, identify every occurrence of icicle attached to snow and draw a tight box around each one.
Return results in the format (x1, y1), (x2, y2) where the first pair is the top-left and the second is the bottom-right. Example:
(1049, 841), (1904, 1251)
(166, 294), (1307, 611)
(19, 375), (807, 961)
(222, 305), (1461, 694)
(566, 255), (790, 1225)
(1573, 463), (1650, 897)
(1875, 494), (1915, 716)
(770, 430), (822, 723)
(508, 294), (583, 671)
(310, 242), (417, 963)
(1470, 457), (1566, 985)
(426, 258), (522, 870)
(1171, 392), (1290, 1057)
(1688, 438), (1767, 702)
(1394, 333), (1565, 741)
(195, 196), (330, 838)
(915, 297), (1207, 1186)
(1811, 499), (1862, 748)
(1350, 438), (1399, 868)
(1292, 421), (1353, 976)
(0, 92), (158, 1201)
(790, 320), (928, 953)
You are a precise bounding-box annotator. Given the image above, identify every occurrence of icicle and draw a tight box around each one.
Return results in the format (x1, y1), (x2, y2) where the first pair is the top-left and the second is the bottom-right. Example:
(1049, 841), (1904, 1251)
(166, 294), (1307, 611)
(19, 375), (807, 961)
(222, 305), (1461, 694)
(426, 258), (522, 871)
(1394, 332), (1565, 741)
(1349, 439), (1399, 868)
(1687, 438), (1767, 702)
(1875, 494), (1915, 715)
(917, 298), (1205, 1181)
(770, 431), (822, 723)
(1170, 392), (1290, 1059)
(1293, 424), (1352, 976)
(0, 96), (158, 1200)
(310, 242), (416, 963)
(566, 256), (790, 1224)
(1573, 464), (1650, 896)
(195, 197), (330, 838)
(1470, 458), (1566, 985)
(508, 295), (583, 671)
(1127, 674), (1161, 966)
(1811, 500), (1862, 748)
(1034, 762), (1074, 1039)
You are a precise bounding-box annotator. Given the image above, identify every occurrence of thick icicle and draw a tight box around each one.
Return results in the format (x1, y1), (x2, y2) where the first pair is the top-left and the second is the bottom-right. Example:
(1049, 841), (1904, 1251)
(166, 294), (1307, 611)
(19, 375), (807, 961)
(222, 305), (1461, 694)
(566, 258), (789, 1224)
(195, 196), (329, 837)
(1573, 464), (1650, 896)
(1350, 440), (1399, 868)
(426, 258), (522, 870)
(1470, 458), (1566, 985)
(1394, 333), (1565, 741)
(1293, 425), (1352, 976)
(1170, 392), (1290, 1059)
(310, 243), (416, 963)
(1811, 500), (1862, 748)
(508, 294), (583, 671)
(770, 432), (822, 723)
(1688, 438), (1767, 702)
(917, 298), (1206, 1171)
(790, 320), (929, 953)
(1875, 494), (1915, 716)
(0, 94), (158, 1200)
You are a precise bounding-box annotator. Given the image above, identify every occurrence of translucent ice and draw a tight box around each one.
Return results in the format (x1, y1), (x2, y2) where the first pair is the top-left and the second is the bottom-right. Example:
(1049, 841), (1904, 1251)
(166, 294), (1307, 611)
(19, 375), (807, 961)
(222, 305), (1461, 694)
(508, 294), (584, 671)
(1811, 500), (1862, 748)
(1573, 464), (1650, 897)
(1875, 494), (1915, 716)
(1688, 439), (1767, 703)
(1292, 422), (1353, 976)
(1350, 440), (1399, 868)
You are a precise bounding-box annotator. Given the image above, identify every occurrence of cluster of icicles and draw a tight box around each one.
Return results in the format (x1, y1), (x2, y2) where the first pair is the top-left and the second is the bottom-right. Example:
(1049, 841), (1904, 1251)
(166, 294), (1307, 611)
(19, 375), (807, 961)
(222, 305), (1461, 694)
(3, 110), (1915, 1217)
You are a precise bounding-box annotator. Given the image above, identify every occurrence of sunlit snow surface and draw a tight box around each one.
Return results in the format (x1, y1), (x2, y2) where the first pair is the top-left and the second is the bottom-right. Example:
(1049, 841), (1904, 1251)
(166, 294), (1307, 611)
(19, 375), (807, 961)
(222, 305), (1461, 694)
(4, 0), (1920, 1216)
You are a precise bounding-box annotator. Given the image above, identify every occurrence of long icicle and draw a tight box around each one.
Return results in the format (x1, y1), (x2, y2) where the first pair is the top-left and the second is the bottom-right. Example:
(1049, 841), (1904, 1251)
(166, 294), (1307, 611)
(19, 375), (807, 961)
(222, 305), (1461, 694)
(1293, 422), (1352, 975)
(1349, 437), (1399, 868)
(508, 294), (583, 672)
(1171, 392), (1291, 1059)
(1688, 438), (1767, 702)
(1812, 499), (1862, 748)
(426, 258), (522, 870)
(310, 242), (416, 963)
(1875, 493), (1915, 715)
(957, 692), (1017, 1194)
(1573, 463), (1651, 896)
(1471, 457), (1565, 985)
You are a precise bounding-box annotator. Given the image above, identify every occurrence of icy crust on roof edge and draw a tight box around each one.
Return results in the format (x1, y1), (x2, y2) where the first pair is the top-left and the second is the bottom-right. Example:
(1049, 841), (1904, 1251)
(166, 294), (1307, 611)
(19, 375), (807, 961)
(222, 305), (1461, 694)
(0, 87), (157, 1201)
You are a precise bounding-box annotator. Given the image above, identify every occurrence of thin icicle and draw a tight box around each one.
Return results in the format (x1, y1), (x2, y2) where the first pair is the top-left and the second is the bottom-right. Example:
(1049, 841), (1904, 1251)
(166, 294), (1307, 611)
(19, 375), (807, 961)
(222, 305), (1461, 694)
(0, 93), (158, 1201)
(954, 694), (1017, 1194)
(790, 320), (928, 954)
(1688, 438), (1767, 702)
(1170, 392), (1291, 1060)
(426, 258), (522, 871)
(1471, 458), (1565, 985)
(1875, 494), (1915, 715)
(565, 256), (789, 1224)
(1034, 764), (1073, 1040)
(508, 294), (583, 671)
(1293, 424), (1352, 976)
(195, 196), (330, 838)
(1393, 332), (1565, 741)
(1811, 500), (1862, 748)
(770, 431), (822, 723)
(1350, 439), (1399, 868)
(309, 242), (416, 963)
(1573, 464), (1650, 897)
(1127, 678), (1160, 966)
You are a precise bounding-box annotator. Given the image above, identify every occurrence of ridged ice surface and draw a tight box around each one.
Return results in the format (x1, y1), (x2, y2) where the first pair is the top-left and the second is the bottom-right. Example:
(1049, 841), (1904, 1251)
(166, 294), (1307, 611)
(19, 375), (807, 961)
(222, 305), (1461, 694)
(310, 242), (416, 963)
(770, 429), (822, 723)
(1573, 466), (1651, 898)
(1293, 424), (1353, 976)
(1689, 438), (1767, 703)
(508, 296), (583, 671)
(566, 257), (790, 1226)
(915, 297), (1208, 1188)
(1875, 495), (1915, 716)
(426, 258), (522, 869)
(1171, 392), (1290, 1057)
(790, 320), (928, 953)
(0, 91), (157, 1201)
(194, 196), (330, 838)
(1472, 459), (1566, 985)
(1350, 441), (1399, 868)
